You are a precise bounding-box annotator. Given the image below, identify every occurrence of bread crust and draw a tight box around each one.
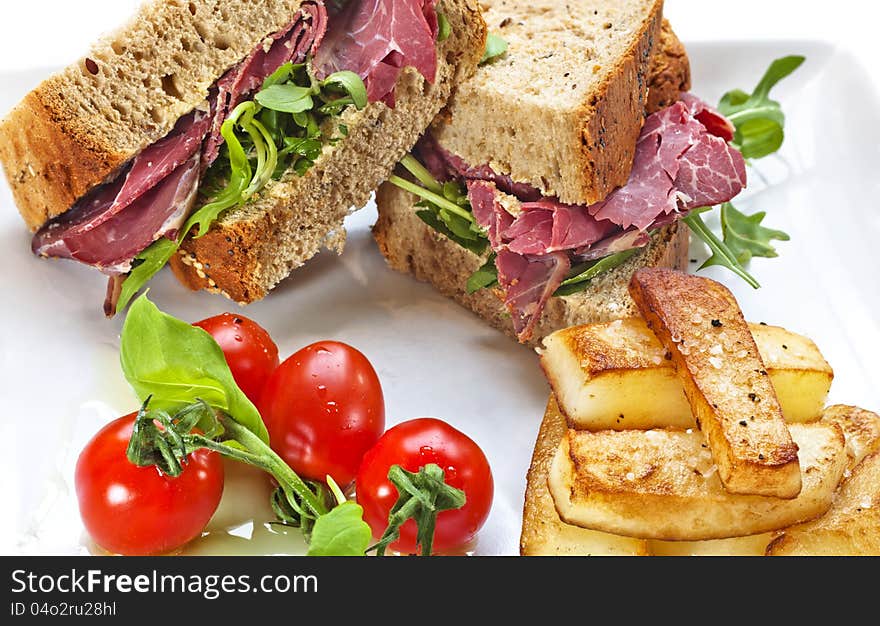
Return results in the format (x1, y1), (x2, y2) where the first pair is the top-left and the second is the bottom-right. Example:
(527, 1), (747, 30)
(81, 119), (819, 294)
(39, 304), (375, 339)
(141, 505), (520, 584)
(171, 0), (487, 303)
(1, 0), (310, 231)
(432, 0), (667, 206)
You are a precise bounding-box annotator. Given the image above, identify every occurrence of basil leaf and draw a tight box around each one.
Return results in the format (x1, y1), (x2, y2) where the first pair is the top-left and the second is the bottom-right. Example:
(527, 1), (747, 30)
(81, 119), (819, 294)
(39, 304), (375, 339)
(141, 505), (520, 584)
(437, 12), (451, 42)
(481, 33), (508, 64)
(115, 238), (179, 315)
(306, 502), (371, 557)
(255, 84), (315, 113)
(720, 202), (790, 263)
(467, 254), (498, 294)
(554, 248), (639, 297)
(321, 71), (368, 110)
(120, 295), (269, 443)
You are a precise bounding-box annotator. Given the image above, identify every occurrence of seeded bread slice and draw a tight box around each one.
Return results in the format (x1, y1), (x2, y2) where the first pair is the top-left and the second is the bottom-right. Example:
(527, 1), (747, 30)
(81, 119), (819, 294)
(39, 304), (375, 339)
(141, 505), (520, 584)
(431, 0), (666, 207)
(170, 0), (486, 303)
(0, 0), (313, 231)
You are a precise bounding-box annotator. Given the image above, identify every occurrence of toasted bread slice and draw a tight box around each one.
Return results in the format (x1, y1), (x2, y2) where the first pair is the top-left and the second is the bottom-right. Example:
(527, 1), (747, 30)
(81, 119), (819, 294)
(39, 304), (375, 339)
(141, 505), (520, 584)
(628, 268), (801, 498)
(520, 397), (649, 556)
(548, 422), (846, 541)
(766, 449), (880, 556)
(432, 1), (668, 207)
(540, 317), (833, 430)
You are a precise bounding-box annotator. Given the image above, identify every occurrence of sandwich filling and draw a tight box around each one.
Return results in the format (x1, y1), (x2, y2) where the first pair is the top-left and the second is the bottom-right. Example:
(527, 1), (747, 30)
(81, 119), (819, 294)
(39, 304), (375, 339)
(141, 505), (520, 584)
(405, 95), (746, 342)
(32, 0), (442, 315)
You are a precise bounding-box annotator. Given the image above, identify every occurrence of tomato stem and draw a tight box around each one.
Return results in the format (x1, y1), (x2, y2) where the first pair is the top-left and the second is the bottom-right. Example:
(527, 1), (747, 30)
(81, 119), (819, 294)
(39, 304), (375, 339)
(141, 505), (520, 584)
(213, 414), (328, 518)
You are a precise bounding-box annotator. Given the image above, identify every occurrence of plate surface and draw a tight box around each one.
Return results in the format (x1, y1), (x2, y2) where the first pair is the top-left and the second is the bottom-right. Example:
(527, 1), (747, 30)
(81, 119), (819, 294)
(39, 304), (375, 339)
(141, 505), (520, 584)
(1, 40), (878, 555)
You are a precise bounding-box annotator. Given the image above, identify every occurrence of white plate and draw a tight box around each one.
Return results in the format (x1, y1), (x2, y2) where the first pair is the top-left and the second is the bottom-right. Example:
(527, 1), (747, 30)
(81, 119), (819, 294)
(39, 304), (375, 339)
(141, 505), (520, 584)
(2, 40), (879, 556)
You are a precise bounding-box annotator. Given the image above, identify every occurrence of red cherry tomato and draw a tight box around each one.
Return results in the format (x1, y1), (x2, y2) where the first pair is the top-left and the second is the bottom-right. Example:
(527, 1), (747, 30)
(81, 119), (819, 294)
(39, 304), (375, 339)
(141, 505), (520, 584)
(259, 341), (385, 486)
(356, 418), (493, 554)
(193, 313), (279, 405)
(75, 413), (224, 556)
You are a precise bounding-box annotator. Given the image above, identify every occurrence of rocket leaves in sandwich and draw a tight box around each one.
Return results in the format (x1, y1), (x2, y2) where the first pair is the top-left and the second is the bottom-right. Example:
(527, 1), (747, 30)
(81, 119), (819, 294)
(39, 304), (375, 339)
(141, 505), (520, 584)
(554, 248), (640, 297)
(684, 209), (761, 289)
(112, 64), (368, 316)
(720, 202), (790, 263)
(120, 294), (269, 443)
(467, 254), (499, 294)
(481, 33), (509, 64)
(719, 55), (805, 160)
(437, 12), (452, 42)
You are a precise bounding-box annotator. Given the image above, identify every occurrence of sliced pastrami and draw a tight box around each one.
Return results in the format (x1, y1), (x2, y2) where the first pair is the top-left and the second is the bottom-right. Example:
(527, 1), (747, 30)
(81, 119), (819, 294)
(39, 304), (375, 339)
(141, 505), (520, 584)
(33, 152), (201, 274)
(496, 250), (570, 340)
(314, 0), (438, 107)
(502, 200), (619, 255)
(467, 180), (512, 249)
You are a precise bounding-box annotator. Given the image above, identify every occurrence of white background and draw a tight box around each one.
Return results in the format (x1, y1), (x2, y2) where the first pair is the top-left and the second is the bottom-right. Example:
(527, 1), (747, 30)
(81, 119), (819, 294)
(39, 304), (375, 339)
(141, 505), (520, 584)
(0, 1), (878, 555)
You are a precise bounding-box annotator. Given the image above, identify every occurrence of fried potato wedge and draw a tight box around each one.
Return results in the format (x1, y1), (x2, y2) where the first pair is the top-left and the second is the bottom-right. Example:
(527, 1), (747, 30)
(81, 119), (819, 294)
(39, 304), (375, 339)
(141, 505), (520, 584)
(766, 449), (880, 555)
(648, 534), (776, 557)
(821, 405), (880, 471)
(628, 268), (801, 498)
(520, 398), (649, 556)
(541, 318), (832, 431)
(548, 422), (846, 541)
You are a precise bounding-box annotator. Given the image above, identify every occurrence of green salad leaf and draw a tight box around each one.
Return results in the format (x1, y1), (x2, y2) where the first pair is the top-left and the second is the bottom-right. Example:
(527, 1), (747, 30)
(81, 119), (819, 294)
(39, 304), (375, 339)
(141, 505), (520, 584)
(255, 84), (315, 113)
(481, 32), (508, 64)
(684, 210), (760, 289)
(306, 502), (372, 557)
(120, 295), (269, 442)
(437, 11), (452, 42)
(554, 248), (640, 297)
(467, 254), (499, 294)
(720, 202), (790, 263)
(718, 55), (805, 160)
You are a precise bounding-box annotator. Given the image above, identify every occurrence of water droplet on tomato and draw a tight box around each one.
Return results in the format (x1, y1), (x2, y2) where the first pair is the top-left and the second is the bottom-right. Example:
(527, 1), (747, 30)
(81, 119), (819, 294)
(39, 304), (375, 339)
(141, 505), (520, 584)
(445, 466), (458, 482)
(419, 446), (435, 463)
(316, 384), (328, 398)
(234, 335), (243, 342)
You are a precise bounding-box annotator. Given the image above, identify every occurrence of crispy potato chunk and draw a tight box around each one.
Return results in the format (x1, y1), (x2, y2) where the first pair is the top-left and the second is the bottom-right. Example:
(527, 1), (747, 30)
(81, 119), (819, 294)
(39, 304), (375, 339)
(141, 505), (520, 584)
(648, 534), (775, 556)
(628, 269), (801, 498)
(520, 398), (649, 556)
(766, 449), (880, 555)
(541, 318), (832, 430)
(548, 422), (846, 541)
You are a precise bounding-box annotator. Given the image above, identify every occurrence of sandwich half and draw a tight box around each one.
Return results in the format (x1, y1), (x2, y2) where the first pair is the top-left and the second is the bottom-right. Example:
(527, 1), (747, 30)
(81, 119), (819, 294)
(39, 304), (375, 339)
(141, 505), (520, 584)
(0, 0), (487, 313)
(373, 0), (748, 346)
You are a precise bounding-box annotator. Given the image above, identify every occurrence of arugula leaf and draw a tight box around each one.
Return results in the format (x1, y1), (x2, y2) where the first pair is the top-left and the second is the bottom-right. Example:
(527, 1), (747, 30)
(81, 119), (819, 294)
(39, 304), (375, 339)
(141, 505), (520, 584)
(718, 55), (805, 159)
(720, 202), (790, 263)
(115, 238), (179, 315)
(481, 32), (508, 64)
(554, 248), (639, 297)
(320, 71), (368, 110)
(255, 84), (315, 113)
(306, 502), (372, 557)
(467, 254), (498, 294)
(416, 210), (487, 256)
(120, 295), (269, 442)
(437, 11), (451, 42)
(684, 210), (760, 289)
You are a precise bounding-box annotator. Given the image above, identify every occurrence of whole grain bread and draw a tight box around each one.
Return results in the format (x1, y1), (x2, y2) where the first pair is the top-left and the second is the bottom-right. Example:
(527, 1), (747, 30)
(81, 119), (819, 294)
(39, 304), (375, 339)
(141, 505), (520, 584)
(431, 0), (666, 207)
(170, 0), (486, 303)
(0, 0), (313, 231)
(373, 182), (689, 348)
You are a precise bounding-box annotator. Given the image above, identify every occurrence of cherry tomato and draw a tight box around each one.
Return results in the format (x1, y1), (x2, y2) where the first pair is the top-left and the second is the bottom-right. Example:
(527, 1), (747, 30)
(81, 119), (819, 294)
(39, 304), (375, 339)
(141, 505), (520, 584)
(259, 341), (385, 486)
(75, 413), (224, 556)
(356, 418), (493, 554)
(193, 313), (279, 405)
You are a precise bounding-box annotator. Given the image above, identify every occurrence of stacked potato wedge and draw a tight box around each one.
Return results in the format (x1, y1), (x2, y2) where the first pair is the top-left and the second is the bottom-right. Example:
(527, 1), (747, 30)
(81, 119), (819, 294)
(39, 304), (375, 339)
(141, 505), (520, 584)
(522, 269), (880, 556)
